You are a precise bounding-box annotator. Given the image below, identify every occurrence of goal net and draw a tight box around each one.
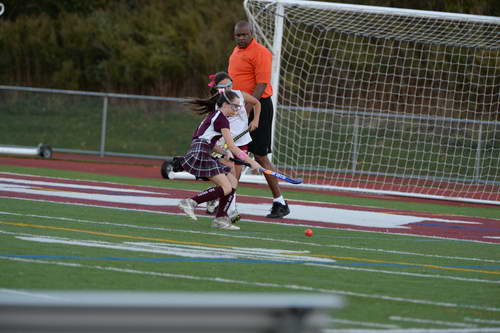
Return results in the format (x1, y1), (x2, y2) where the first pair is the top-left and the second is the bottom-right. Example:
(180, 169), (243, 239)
(243, 0), (500, 204)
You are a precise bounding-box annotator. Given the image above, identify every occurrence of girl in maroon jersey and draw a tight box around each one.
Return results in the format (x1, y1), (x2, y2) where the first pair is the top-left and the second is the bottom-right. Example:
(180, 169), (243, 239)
(177, 90), (261, 230)
(205, 72), (261, 223)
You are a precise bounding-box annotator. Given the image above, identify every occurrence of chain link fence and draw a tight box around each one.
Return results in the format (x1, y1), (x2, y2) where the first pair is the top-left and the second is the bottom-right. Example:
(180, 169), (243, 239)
(1, 85), (200, 159)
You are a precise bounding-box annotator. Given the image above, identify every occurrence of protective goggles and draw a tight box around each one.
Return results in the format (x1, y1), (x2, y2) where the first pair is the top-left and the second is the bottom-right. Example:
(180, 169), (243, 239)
(216, 80), (233, 89)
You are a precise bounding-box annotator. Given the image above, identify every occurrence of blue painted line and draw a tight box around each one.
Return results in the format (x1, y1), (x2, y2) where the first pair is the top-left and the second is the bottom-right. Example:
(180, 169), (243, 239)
(2, 254), (500, 269)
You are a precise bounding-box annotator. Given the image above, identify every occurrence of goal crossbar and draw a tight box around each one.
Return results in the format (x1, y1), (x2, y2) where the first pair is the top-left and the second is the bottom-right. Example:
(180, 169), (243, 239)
(247, 0), (500, 23)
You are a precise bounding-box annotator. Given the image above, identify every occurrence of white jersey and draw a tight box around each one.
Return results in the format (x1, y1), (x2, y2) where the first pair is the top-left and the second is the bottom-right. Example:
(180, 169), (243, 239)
(224, 90), (252, 147)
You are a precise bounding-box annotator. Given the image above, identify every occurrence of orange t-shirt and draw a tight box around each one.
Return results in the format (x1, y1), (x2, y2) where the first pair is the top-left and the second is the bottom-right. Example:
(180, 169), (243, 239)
(228, 39), (273, 98)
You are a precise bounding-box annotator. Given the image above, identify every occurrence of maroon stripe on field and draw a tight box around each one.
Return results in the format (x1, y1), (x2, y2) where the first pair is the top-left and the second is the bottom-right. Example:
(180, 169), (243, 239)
(2, 155), (498, 208)
(1, 173), (499, 244)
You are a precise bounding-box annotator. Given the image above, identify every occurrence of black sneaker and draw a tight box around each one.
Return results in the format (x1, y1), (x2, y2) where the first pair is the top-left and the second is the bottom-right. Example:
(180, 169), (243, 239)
(229, 212), (241, 224)
(266, 201), (290, 218)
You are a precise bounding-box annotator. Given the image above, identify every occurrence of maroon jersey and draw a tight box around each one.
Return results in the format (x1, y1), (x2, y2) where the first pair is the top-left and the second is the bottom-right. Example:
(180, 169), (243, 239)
(193, 111), (230, 148)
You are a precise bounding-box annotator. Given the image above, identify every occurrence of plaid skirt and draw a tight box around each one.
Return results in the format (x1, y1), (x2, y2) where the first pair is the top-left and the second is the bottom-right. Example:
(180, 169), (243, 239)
(180, 139), (231, 179)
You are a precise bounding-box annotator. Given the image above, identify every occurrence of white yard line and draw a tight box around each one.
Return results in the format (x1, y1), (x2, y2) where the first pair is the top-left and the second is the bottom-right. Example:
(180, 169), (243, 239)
(307, 263), (500, 284)
(0, 177), (162, 194)
(464, 317), (500, 325)
(327, 329), (500, 332)
(329, 318), (399, 329)
(0, 288), (68, 301)
(389, 316), (475, 328)
(2, 194), (498, 245)
(3, 229), (499, 284)
(2, 256), (500, 313)
(1, 210), (499, 264)
(0, 177), (489, 229)
(2, 228), (498, 285)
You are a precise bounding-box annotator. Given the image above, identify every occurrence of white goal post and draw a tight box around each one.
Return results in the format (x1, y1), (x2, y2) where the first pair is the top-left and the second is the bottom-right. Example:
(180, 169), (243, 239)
(242, 0), (500, 204)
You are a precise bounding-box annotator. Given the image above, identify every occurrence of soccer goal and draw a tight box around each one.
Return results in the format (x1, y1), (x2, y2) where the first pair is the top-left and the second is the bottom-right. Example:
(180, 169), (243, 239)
(243, 0), (500, 204)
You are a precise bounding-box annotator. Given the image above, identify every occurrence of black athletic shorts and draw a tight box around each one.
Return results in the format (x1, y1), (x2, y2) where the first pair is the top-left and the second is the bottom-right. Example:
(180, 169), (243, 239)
(248, 96), (273, 156)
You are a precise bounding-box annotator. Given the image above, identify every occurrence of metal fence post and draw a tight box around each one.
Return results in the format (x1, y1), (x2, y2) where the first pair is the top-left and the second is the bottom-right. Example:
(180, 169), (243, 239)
(100, 96), (108, 157)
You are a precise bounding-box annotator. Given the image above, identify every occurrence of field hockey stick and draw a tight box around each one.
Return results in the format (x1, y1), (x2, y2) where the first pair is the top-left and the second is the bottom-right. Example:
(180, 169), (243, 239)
(227, 156), (251, 166)
(228, 157), (303, 184)
(259, 168), (303, 184)
(223, 128), (250, 149)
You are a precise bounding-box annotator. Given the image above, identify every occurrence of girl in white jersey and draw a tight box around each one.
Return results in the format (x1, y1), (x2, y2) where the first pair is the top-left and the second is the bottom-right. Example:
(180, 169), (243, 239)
(206, 72), (261, 222)
(177, 90), (261, 230)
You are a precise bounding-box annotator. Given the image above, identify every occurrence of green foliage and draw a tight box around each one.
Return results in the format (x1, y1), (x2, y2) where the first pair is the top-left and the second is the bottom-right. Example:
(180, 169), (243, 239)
(0, 0), (246, 96)
(0, 0), (500, 96)
(0, 0), (498, 97)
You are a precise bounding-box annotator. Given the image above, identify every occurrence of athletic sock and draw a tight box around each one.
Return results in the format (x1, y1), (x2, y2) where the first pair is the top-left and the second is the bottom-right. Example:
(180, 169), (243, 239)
(192, 186), (224, 205)
(229, 193), (237, 213)
(273, 195), (286, 205)
(216, 189), (236, 217)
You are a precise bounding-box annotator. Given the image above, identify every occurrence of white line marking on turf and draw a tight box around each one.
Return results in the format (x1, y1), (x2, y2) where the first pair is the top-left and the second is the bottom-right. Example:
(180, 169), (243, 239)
(326, 329), (500, 332)
(0, 288), (67, 301)
(2, 256), (500, 313)
(307, 263), (500, 284)
(2, 210), (499, 263)
(2, 195), (497, 246)
(12, 234), (336, 263)
(0, 178), (485, 228)
(389, 316), (475, 328)
(329, 318), (399, 328)
(0, 177), (162, 194)
(1, 210), (499, 264)
(0, 182), (173, 206)
(2, 229), (498, 284)
(464, 317), (500, 325)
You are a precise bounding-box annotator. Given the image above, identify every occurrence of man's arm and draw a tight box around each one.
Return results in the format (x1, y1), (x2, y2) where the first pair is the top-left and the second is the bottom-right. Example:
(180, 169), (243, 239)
(252, 83), (267, 100)
(242, 91), (261, 131)
(246, 82), (266, 114)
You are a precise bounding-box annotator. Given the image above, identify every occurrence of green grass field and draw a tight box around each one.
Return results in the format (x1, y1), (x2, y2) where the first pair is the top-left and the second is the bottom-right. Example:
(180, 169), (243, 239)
(1, 164), (499, 331)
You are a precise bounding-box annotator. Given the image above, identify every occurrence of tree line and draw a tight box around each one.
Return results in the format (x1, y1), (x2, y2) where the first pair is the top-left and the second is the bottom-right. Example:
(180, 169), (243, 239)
(0, 0), (498, 97)
(0, 0), (246, 97)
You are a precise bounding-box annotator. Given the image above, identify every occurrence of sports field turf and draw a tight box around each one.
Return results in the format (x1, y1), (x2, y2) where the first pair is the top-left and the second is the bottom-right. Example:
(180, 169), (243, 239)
(0, 162), (499, 331)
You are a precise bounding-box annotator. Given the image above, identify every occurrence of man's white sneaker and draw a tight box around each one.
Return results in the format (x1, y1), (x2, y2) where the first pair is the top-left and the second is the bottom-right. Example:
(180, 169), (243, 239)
(206, 200), (218, 214)
(178, 198), (197, 220)
(211, 217), (240, 230)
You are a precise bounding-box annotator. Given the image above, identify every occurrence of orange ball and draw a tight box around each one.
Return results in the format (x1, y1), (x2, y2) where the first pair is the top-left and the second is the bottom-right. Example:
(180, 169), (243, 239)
(305, 229), (313, 237)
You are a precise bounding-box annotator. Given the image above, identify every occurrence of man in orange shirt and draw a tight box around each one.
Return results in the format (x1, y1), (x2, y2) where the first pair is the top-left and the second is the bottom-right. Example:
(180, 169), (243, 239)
(228, 21), (290, 218)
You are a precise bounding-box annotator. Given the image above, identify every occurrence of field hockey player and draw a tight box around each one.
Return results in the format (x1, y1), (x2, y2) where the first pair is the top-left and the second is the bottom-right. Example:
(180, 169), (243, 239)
(177, 90), (262, 230)
(205, 72), (261, 223)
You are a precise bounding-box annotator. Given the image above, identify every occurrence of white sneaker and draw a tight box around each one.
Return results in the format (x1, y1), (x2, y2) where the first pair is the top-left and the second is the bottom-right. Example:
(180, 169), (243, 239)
(178, 198), (197, 221)
(206, 200), (218, 214)
(228, 210), (240, 224)
(211, 217), (240, 230)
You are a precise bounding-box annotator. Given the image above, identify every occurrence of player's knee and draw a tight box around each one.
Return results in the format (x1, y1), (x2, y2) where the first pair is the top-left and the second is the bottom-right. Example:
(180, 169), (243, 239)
(221, 183), (233, 196)
(227, 174), (238, 189)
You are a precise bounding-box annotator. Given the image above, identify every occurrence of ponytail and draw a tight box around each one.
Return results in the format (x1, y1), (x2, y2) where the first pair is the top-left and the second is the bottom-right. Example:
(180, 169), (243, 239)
(188, 89), (238, 116)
